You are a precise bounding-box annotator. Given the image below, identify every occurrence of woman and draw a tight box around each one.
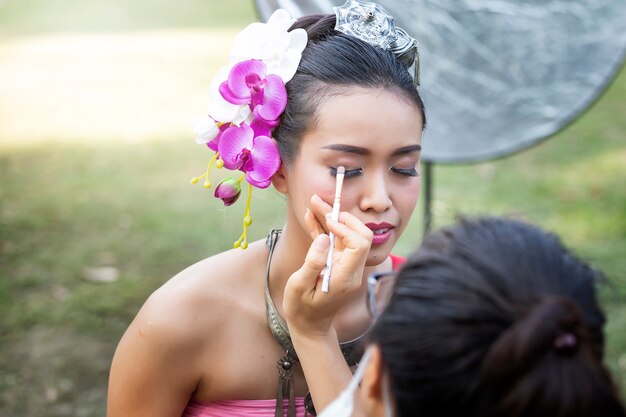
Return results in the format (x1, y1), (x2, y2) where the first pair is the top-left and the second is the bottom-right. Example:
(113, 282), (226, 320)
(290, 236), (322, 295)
(285, 217), (626, 417)
(107, 3), (425, 417)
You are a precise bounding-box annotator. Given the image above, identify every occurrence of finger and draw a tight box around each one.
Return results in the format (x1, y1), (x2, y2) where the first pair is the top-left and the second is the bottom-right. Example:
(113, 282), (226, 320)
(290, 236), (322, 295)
(324, 219), (370, 292)
(288, 234), (330, 293)
(324, 212), (373, 252)
(305, 209), (325, 241)
(310, 194), (333, 232)
(337, 212), (374, 243)
(326, 217), (372, 291)
(326, 217), (372, 254)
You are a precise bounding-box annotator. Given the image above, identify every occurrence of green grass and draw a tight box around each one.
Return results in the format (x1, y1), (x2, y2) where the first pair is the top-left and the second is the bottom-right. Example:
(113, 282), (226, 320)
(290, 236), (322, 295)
(1, 0), (625, 415)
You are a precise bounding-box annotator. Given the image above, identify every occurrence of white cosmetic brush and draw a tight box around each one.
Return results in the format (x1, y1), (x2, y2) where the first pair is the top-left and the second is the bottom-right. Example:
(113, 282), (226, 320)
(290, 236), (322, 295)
(321, 166), (345, 293)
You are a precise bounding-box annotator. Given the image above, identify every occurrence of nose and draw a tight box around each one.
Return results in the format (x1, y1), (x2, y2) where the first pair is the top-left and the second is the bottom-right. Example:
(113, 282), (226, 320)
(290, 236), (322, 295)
(359, 171), (392, 213)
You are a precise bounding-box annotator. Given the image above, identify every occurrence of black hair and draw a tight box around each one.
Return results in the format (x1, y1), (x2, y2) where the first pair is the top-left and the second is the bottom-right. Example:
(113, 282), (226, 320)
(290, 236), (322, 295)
(371, 217), (625, 417)
(274, 14), (426, 164)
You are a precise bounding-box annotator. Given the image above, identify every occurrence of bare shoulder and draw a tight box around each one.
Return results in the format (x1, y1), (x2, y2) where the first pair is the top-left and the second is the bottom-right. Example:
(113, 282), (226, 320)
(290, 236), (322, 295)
(107, 240), (270, 416)
(139, 238), (269, 340)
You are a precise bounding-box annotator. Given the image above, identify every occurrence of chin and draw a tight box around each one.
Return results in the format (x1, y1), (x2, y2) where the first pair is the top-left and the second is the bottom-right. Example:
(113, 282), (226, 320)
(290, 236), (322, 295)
(365, 244), (393, 267)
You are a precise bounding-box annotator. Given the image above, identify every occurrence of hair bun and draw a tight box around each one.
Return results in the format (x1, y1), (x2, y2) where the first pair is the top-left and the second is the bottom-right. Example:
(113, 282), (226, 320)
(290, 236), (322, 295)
(482, 296), (586, 380)
(289, 14), (337, 42)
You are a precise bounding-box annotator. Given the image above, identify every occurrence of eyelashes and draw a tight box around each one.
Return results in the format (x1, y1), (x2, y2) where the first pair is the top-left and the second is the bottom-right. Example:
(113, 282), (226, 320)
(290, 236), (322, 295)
(330, 167), (363, 177)
(329, 167), (419, 178)
(391, 168), (419, 177)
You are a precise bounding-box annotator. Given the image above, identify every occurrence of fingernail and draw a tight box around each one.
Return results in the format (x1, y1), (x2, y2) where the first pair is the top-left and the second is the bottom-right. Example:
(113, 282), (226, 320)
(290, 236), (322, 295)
(313, 234), (330, 250)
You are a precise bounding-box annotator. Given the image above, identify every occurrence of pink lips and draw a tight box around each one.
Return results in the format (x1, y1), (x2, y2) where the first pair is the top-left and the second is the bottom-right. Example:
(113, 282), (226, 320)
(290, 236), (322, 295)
(366, 222), (394, 245)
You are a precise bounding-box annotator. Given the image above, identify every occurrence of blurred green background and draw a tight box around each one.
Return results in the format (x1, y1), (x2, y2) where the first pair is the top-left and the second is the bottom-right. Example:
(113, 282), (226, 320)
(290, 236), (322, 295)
(0, 1), (624, 416)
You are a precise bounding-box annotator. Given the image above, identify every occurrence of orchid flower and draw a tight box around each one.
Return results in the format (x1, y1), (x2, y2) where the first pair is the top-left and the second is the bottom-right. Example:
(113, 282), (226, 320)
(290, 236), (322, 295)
(192, 9), (305, 250)
(207, 9), (305, 124)
(219, 59), (288, 124)
(230, 9), (307, 82)
(206, 123), (230, 151)
(193, 117), (232, 152)
(218, 123), (281, 189)
(193, 116), (220, 145)
(250, 117), (279, 138)
(207, 66), (252, 125)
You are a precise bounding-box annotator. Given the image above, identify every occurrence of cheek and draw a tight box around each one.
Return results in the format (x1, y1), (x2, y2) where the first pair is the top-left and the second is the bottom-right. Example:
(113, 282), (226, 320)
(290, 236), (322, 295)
(396, 179), (421, 214)
(295, 167), (336, 207)
(311, 175), (336, 206)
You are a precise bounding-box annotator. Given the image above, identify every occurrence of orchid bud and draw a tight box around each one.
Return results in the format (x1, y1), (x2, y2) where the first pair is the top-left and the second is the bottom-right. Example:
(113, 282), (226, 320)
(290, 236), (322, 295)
(214, 177), (241, 206)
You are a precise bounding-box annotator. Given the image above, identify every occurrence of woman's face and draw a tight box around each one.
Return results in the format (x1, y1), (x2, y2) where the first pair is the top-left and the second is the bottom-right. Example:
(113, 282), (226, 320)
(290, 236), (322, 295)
(284, 86), (423, 265)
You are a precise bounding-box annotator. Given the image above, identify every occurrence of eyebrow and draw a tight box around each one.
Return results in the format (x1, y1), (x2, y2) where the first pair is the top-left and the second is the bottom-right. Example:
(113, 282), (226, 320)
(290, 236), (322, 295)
(321, 143), (422, 156)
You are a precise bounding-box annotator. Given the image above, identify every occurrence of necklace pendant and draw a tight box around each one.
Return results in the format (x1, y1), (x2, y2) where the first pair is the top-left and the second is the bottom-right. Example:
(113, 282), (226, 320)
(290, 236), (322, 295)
(277, 353), (296, 379)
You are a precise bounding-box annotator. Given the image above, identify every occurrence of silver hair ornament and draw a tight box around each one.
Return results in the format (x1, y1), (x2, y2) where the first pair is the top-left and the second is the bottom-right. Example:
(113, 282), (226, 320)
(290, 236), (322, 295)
(334, 0), (420, 85)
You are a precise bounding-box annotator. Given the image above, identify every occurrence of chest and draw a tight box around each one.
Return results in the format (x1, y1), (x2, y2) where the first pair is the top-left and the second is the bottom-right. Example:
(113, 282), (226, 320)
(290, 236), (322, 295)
(189, 278), (373, 403)
(192, 305), (310, 401)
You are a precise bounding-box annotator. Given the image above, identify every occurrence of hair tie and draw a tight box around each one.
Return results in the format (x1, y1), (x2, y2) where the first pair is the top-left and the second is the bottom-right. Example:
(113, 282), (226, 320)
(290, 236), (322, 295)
(553, 332), (578, 354)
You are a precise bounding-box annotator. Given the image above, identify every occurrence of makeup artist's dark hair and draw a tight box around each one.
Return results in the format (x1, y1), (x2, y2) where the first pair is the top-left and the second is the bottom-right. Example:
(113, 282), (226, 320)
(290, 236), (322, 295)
(372, 217), (625, 417)
(274, 14), (426, 164)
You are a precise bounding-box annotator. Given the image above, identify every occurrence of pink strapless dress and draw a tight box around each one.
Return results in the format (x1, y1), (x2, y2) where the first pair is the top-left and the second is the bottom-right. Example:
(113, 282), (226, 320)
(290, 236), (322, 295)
(182, 398), (307, 417)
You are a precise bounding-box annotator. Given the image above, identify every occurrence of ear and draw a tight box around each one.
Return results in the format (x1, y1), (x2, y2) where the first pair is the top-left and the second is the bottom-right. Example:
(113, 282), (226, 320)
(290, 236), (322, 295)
(359, 345), (386, 416)
(271, 163), (289, 194)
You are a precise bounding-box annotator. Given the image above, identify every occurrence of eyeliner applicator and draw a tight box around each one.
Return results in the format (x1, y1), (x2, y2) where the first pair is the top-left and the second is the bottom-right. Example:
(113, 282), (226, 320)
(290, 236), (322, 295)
(321, 166), (345, 293)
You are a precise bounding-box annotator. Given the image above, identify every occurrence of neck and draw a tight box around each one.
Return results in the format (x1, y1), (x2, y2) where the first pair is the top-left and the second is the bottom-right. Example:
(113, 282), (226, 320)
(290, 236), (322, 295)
(267, 221), (314, 302)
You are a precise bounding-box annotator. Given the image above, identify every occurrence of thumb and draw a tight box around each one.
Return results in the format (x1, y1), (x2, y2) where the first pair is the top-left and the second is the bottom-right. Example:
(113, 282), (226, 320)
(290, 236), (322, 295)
(290, 234), (330, 291)
(302, 234), (330, 276)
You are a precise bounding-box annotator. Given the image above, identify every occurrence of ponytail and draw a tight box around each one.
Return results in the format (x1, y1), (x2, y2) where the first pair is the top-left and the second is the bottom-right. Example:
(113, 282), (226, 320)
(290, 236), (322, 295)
(480, 297), (623, 417)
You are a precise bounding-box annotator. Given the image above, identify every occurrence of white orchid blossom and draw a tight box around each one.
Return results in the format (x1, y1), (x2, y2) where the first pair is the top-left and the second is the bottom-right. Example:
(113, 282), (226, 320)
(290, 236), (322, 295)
(230, 9), (307, 82)
(193, 115), (220, 145)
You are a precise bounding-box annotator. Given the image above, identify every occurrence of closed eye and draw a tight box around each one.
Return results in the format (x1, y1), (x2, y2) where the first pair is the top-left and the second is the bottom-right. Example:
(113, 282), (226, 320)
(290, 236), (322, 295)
(330, 167), (363, 178)
(391, 167), (419, 177)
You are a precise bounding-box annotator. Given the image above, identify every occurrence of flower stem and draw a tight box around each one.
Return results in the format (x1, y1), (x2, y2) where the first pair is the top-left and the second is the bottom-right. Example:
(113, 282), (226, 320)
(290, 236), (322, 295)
(205, 153), (218, 179)
(190, 152), (219, 188)
(234, 183), (253, 250)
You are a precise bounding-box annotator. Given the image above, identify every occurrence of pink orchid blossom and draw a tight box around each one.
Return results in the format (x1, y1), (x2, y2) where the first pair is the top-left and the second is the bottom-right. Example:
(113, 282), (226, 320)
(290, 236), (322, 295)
(250, 117), (279, 138)
(218, 123), (281, 189)
(219, 60), (287, 124)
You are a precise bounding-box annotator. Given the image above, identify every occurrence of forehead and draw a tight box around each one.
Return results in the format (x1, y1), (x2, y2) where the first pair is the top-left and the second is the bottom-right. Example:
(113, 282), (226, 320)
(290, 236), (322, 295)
(301, 86), (423, 152)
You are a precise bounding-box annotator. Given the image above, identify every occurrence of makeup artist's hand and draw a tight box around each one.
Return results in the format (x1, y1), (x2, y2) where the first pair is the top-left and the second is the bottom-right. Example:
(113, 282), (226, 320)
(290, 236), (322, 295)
(283, 195), (373, 339)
